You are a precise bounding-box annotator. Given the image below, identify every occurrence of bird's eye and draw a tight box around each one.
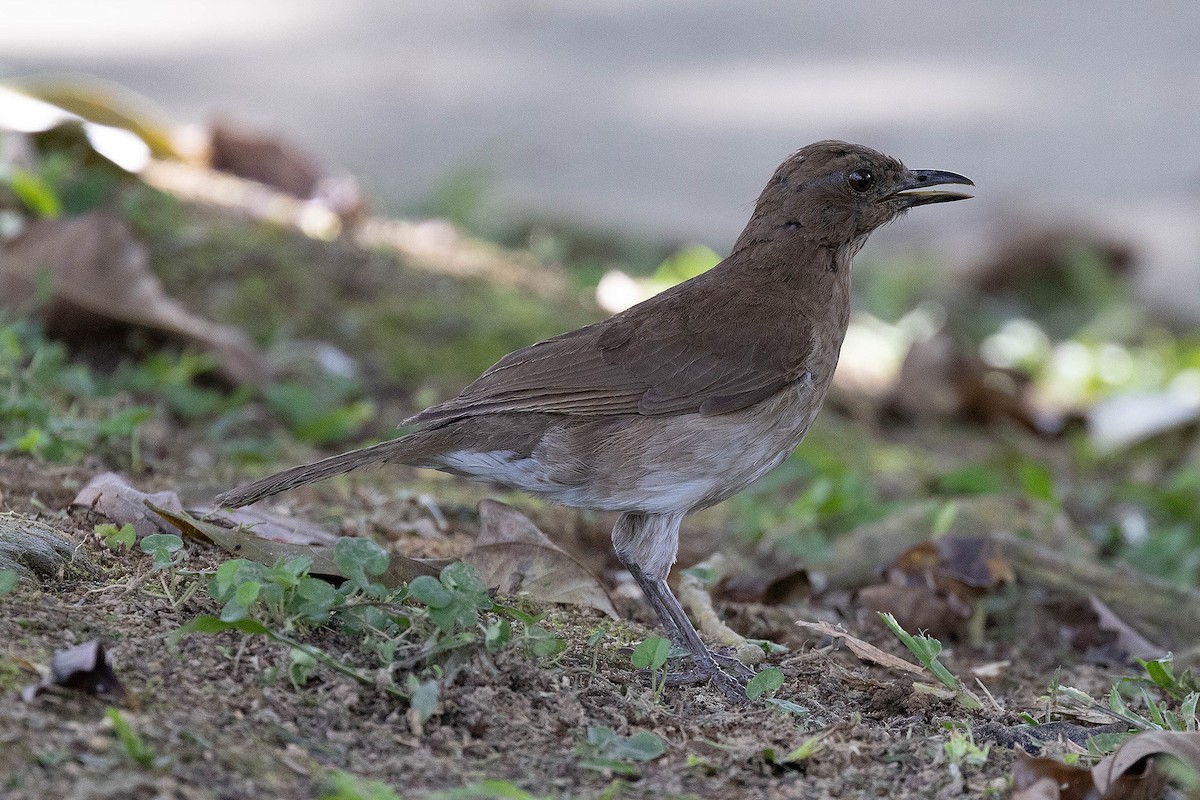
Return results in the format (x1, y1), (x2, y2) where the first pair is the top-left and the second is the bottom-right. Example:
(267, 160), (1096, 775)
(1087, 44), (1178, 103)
(847, 169), (874, 193)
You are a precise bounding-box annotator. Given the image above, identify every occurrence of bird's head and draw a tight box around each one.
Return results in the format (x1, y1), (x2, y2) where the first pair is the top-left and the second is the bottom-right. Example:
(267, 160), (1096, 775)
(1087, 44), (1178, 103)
(749, 140), (973, 246)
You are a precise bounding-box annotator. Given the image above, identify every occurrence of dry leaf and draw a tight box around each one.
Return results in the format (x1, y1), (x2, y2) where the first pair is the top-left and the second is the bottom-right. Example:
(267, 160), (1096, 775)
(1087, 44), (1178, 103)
(1086, 595), (1166, 662)
(854, 583), (966, 640)
(0, 210), (271, 385)
(220, 506), (339, 547)
(885, 334), (1061, 434)
(207, 119), (364, 221)
(1012, 757), (1099, 800)
(22, 639), (126, 702)
(465, 501), (617, 619)
(1088, 392), (1200, 455)
(717, 567), (812, 605)
(147, 502), (442, 587)
(794, 619), (926, 677)
(1093, 730), (1199, 797)
(72, 472), (185, 540)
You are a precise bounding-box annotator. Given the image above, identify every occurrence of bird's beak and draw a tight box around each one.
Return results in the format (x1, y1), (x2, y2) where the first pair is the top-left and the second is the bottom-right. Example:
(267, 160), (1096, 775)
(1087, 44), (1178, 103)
(885, 169), (975, 208)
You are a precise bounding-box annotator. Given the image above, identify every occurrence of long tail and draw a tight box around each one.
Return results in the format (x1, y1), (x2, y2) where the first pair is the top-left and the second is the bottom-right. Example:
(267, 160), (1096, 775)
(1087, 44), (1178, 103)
(215, 437), (416, 508)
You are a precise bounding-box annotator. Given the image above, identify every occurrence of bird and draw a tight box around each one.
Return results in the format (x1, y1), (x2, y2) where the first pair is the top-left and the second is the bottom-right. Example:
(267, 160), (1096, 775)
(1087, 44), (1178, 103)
(217, 140), (973, 700)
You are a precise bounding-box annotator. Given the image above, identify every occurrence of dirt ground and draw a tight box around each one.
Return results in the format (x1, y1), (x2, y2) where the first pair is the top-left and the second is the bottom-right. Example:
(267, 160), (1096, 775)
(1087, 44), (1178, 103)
(0, 444), (1144, 800)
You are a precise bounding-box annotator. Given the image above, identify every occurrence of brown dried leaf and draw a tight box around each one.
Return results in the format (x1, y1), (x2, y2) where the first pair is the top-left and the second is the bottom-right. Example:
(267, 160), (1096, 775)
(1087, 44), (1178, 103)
(465, 501), (617, 619)
(1048, 595), (1166, 662)
(208, 119), (364, 220)
(220, 506), (339, 547)
(1012, 757), (1099, 800)
(854, 583), (966, 640)
(794, 619), (926, 677)
(716, 568), (812, 605)
(22, 639), (126, 703)
(885, 334), (1061, 434)
(147, 502), (441, 588)
(474, 498), (556, 548)
(1086, 595), (1166, 662)
(0, 210), (271, 385)
(1093, 730), (1200, 797)
(72, 472), (184, 540)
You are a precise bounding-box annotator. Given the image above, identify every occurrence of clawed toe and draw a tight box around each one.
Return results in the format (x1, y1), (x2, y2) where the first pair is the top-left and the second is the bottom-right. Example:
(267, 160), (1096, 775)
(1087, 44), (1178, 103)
(637, 647), (754, 702)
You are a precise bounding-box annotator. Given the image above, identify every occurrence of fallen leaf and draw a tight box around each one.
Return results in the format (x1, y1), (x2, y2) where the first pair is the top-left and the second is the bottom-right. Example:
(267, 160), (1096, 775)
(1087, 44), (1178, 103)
(1093, 730), (1199, 797)
(0, 210), (271, 386)
(207, 119), (364, 221)
(465, 501), (617, 619)
(22, 639), (126, 702)
(717, 567), (812, 605)
(1088, 392), (1200, 456)
(794, 619), (925, 677)
(1086, 595), (1166, 662)
(1012, 757), (1099, 800)
(147, 502), (441, 587)
(854, 583), (966, 640)
(220, 506), (339, 547)
(885, 334), (1062, 434)
(72, 472), (184, 540)
(1048, 595), (1166, 663)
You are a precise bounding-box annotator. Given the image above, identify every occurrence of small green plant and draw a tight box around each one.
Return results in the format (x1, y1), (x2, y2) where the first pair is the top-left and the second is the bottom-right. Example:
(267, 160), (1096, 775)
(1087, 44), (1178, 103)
(140, 533), (185, 570)
(321, 770), (403, 800)
(943, 727), (989, 771)
(1049, 654), (1199, 745)
(0, 569), (18, 597)
(170, 537), (563, 722)
(746, 667), (784, 700)
(96, 522), (136, 551)
(106, 707), (166, 769)
(425, 779), (549, 800)
(630, 635), (671, 700)
(879, 612), (982, 710)
(577, 726), (665, 776)
(0, 319), (153, 466)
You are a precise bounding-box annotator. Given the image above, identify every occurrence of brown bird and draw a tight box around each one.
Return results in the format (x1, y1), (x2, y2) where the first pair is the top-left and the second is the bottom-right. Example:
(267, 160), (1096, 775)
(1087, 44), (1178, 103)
(217, 141), (972, 699)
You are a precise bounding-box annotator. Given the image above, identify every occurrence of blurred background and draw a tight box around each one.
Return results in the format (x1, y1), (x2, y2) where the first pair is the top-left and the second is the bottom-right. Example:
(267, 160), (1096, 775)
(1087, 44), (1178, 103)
(3, 0), (1199, 318)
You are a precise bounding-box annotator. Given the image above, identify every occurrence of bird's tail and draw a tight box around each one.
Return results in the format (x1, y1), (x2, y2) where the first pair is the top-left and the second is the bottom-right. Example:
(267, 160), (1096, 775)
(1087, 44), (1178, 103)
(215, 436), (416, 508)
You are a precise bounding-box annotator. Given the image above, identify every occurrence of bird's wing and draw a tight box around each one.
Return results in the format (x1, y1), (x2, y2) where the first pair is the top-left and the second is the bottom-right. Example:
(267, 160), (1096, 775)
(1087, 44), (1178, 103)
(404, 281), (814, 425)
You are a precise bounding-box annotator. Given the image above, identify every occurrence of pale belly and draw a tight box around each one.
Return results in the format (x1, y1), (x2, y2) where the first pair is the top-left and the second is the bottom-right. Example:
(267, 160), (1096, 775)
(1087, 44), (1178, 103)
(432, 374), (827, 515)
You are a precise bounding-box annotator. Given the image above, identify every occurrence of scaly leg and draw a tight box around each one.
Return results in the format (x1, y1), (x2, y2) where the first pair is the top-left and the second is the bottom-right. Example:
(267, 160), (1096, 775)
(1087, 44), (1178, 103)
(613, 512), (753, 701)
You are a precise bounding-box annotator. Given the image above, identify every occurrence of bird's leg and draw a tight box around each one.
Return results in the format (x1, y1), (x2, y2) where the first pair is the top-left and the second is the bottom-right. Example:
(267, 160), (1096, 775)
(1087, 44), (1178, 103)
(613, 512), (752, 700)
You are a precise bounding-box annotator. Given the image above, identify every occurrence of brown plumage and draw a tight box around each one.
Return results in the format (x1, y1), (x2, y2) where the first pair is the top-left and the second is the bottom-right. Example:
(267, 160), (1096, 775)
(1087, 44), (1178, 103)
(217, 141), (972, 699)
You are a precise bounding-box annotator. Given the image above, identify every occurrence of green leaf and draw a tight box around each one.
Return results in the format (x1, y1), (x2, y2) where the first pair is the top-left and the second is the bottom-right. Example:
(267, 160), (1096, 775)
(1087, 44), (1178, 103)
(334, 537), (390, 589)
(1018, 462), (1056, 503)
(234, 580), (262, 608)
(0, 569), (18, 597)
(746, 667), (784, 700)
(97, 522), (137, 550)
(169, 615), (270, 647)
(288, 647), (317, 687)
(140, 533), (184, 569)
(408, 575), (451, 608)
(407, 676), (439, 723)
(5, 168), (62, 218)
(631, 636), (670, 671)
(585, 726), (664, 761)
(1139, 655), (1177, 693)
(485, 618), (511, 653)
(936, 464), (1006, 496)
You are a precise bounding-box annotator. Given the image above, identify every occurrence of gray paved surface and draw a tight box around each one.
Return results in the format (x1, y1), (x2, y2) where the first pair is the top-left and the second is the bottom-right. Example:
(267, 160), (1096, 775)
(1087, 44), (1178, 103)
(3, 1), (1198, 317)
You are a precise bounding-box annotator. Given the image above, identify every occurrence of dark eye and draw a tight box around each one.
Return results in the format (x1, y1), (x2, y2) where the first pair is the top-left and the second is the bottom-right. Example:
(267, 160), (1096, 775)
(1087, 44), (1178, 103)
(847, 169), (874, 193)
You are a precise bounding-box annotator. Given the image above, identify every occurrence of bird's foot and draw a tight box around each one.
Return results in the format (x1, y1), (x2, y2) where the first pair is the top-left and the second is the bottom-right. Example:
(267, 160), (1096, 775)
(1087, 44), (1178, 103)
(642, 646), (756, 702)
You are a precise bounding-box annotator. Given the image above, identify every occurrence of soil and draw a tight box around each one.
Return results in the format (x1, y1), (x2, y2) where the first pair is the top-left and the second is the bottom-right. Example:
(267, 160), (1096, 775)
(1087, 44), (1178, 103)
(0, 448), (1128, 800)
